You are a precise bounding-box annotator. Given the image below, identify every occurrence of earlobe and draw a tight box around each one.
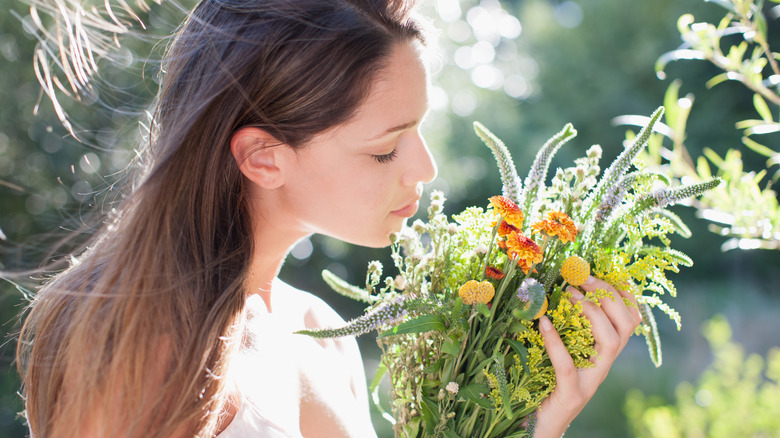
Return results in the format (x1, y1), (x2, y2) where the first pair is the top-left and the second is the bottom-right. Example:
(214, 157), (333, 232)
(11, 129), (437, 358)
(230, 127), (285, 189)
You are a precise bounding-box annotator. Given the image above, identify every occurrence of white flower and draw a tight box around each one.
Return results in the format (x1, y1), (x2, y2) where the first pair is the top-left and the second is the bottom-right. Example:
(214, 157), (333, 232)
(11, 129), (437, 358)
(393, 275), (406, 291)
(445, 381), (459, 395)
(447, 223), (458, 235)
(475, 244), (488, 255)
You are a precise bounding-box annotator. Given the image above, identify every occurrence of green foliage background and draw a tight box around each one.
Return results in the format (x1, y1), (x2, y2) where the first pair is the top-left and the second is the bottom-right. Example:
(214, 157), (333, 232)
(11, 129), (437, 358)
(1, 0), (778, 436)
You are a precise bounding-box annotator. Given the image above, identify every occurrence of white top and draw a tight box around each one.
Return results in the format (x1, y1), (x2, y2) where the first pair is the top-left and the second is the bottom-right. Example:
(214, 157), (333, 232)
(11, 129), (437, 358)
(216, 393), (302, 438)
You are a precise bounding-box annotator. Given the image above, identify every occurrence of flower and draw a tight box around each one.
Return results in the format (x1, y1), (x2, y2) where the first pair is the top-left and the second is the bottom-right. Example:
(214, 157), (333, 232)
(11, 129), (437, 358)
(485, 265), (506, 280)
(505, 232), (543, 274)
(497, 220), (519, 237)
(393, 275), (407, 290)
(445, 381), (459, 395)
(516, 278), (541, 301)
(561, 255), (590, 286)
(458, 280), (496, 305)
(489, 195), (524, 228)
(531, 211), (578, 243)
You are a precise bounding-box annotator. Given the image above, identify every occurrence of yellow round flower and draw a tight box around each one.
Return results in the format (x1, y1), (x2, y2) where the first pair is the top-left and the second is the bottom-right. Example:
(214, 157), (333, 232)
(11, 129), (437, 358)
(458, 280), (496, 305)
(533, 297), (548, 320)
(561, 255), (590, 286)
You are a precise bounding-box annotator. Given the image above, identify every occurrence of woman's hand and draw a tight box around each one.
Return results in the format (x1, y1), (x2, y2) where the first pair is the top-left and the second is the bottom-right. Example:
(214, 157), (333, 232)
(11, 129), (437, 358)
(532, 276), (642, 438)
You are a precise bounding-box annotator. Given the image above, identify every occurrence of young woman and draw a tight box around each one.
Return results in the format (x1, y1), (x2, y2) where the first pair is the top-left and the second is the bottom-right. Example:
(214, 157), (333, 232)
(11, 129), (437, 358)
(16, 0), (641, 436)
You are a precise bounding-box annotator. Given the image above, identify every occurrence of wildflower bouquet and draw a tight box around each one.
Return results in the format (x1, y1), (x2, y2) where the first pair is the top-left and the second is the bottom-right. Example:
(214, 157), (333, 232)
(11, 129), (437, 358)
(298, 108), (720, 437)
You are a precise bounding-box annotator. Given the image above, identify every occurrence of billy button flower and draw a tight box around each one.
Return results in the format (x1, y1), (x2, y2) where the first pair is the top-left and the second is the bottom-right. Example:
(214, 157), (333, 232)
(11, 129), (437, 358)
(561, 255), (590, 286)
(458, 280), (495, 305)
(505, 231), (543, 274)
(489, 195), (524, 228)
(531, 211), (578, 243)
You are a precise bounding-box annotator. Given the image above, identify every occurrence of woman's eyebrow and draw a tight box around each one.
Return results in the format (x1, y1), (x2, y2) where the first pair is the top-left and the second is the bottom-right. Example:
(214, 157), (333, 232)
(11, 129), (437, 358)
(366, 120), (418, 141)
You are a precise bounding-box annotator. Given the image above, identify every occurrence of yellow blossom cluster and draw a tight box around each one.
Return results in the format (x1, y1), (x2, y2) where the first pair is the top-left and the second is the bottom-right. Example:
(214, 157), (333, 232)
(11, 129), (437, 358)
(560, 255), (590, 286)
(458, 280), (495, 305)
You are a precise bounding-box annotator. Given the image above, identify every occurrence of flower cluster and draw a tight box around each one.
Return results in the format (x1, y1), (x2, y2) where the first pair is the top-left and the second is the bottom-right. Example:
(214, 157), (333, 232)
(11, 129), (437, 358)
(298, 108), (719, 438)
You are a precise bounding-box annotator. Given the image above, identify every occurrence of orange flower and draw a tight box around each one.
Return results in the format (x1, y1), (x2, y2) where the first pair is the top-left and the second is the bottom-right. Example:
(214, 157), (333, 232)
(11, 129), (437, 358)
(489, 195), (524, 228)
(497, 220), (519, 237)
(531, 211), (578, 243)
(485, 265), (506, 280)
(505, 232), (543, 274)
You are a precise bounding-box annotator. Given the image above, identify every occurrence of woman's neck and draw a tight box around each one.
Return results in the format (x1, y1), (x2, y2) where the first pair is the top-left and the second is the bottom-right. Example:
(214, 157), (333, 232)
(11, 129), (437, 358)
(245, 214), (310, 313)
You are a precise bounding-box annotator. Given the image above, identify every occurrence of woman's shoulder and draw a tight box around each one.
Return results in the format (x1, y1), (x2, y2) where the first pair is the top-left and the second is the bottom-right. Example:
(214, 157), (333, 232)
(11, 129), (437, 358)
(272, 279), (346, 330)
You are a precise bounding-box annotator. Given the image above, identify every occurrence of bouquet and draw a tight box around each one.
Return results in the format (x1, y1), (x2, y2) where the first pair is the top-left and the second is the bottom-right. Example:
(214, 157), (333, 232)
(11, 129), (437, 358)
(298, 108), (720, 437)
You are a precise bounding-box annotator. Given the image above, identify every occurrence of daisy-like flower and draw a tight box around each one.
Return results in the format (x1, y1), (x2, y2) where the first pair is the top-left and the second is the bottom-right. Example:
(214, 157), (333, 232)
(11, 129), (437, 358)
(505, 232), (543, 274)
(458, 280), (496, 305)
(485, 265), (506, 280)
(489, 195), (524, 228)
(531, 211), (578, 243)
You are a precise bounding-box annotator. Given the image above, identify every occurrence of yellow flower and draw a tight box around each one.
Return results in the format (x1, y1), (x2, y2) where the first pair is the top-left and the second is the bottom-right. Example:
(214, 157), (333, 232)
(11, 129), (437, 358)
(531, 211), (578, 243)
(489, 195), (524, 228)
(561, 255), (590, 286)
(458, 280), (495, 305)
(505, 232), (543, 274)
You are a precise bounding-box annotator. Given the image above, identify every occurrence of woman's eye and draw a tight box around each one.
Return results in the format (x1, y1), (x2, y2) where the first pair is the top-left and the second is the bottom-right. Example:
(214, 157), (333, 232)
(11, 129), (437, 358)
(372, 149), (398, 164)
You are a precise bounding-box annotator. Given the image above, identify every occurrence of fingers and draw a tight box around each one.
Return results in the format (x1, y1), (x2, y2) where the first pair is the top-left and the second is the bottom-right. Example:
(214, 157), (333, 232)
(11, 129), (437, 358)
(577, 277), (640, 349)
(568, 286), (621, 363)
(538, 316), (578, 393)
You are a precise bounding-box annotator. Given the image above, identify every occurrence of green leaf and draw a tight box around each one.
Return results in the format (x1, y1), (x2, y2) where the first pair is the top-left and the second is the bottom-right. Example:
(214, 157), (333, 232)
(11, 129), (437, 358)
(742, 136), (779, 158)
(505, 338), (529, 366)
(476, 302), (491, 317)
(753, 94), (774, 122)
(378, 314), (445, 338)
(420, 396), (439, 431)
(459, 383), (493, 408)
(703, 147), (725, 168)
(639, 302), (663, 367)
(705, 72), (733, 88)
(663, 80), (682, 130)
(370, 362), (395, 425)
(442, 337), (461, 356)
(697, 155), (713, 179)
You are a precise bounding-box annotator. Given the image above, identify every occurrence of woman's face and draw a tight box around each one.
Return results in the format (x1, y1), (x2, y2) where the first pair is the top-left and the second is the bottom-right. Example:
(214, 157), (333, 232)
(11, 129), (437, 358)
(277, 41), (437, 248)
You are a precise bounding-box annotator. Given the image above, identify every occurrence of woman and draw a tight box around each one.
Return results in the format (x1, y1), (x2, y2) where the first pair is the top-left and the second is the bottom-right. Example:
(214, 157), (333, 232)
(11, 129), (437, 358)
(16, 0), (641, 436)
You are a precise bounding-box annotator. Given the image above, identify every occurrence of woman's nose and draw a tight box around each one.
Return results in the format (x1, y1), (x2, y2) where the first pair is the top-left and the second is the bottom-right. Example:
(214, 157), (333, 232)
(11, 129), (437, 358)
(402, 133), (437, 186)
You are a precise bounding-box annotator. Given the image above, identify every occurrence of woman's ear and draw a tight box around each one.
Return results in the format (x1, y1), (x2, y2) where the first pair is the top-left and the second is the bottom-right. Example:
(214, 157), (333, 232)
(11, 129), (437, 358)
(230, 127), (286, 189)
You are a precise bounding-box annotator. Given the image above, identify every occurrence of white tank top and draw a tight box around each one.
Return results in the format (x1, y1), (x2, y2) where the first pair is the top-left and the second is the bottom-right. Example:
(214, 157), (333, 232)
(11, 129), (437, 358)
(217, 393), (303, 438)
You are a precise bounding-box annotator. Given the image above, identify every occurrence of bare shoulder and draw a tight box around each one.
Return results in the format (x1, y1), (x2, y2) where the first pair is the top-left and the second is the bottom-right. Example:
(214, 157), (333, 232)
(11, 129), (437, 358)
(273, 279), (346, 330)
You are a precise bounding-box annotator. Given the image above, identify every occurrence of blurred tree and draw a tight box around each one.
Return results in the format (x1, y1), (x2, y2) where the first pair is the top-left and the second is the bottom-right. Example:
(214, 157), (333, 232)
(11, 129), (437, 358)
(625, 314), (780, 438)
(620, 0), (780, 251)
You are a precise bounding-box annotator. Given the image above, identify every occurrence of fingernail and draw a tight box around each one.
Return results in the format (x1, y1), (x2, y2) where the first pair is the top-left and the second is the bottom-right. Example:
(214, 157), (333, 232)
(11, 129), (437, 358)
(539, 316), (553, 332)
(584, 276), (596, 286)
(568, 287), (584, 301)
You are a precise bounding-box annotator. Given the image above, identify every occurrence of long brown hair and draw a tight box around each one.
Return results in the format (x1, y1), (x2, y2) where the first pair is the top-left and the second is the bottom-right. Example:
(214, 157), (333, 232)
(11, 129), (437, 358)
(17, 0), (424, 436)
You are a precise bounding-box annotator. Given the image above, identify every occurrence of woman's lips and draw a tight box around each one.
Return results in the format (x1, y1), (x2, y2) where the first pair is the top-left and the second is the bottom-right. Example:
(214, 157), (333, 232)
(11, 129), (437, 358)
(391, 199), (420, 218)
